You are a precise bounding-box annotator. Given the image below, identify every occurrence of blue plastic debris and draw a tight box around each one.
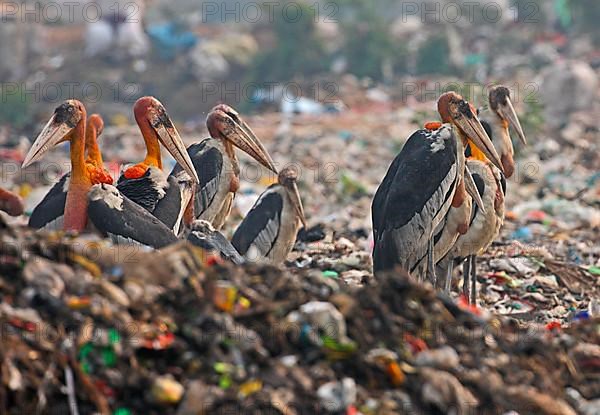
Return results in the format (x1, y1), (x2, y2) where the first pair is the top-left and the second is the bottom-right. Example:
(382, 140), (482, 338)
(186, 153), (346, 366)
(510, 226), (533, 242)
(147, 23), (198, 59)
(573, 310), (590, 321)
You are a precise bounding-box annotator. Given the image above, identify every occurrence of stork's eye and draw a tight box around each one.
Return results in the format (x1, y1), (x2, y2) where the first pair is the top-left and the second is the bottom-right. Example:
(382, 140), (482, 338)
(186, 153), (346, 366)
(458, 101), (473, 118)
(156, 107), (173, 128)
(225, 111), (240, 123)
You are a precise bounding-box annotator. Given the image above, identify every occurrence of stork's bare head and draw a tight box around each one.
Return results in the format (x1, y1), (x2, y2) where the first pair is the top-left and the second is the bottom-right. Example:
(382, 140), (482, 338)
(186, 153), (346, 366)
(88, 114), (104, 137)
(489, 85), (527, 145)
(207, 104), (278, 173)
(22, 100), (85, 168)
(437, 92), (504, 173)
(133, 96), (199, 183)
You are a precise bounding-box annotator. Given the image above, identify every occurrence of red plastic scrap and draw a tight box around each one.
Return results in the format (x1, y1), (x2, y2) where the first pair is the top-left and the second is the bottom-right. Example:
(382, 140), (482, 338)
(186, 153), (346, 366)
(94, 379), (116, 399)
(346, 406), (358, 415)
(8, 317), (37, 332)
(526, 210), (547, 222)
(577, 358), (600, 371)
(489, 272), (510, 284)
(404, 333), (427, 354)
(206, 255), (222, 267)
(545, 321), (562, 331)
(141, 332), (175, 350)
(458, 295), (481, 315)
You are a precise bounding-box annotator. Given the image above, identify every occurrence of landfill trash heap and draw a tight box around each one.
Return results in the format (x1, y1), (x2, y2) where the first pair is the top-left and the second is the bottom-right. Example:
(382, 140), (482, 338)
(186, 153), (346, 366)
(0, 218), (598, 415)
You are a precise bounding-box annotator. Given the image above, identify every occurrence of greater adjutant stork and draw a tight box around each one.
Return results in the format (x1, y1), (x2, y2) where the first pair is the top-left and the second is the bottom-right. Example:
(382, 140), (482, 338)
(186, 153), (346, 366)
(116, 96), (199, 235)
(479, 85), (527, 177)
(436, 85), (526, 303)
(185, 219), (245, 265)
(169, 104), (278, 231)
(22, 100), (186, 248)
(231, 166), (306, 264)
(371, 92), (503, 279)
(28, 113), (112, 230)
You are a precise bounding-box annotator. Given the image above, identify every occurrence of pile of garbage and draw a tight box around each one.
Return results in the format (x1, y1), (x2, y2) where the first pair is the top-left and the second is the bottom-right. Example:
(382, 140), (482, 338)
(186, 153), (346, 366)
(1, 217), (599, 414)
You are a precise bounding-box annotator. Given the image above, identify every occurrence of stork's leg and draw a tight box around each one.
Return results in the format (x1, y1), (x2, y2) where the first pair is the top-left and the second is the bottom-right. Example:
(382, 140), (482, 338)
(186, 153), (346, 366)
(462, 258), (471, 300)
(444, 258), (453, 293)
(470, 255), (477, 305)
(414, 261), (424, 283)
(427, 237), (436, 287)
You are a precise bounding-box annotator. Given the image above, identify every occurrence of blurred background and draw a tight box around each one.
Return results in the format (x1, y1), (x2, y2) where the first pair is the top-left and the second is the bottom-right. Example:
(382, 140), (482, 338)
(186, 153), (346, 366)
(1, 0), (598, 135)
(1, 0), (599, 229)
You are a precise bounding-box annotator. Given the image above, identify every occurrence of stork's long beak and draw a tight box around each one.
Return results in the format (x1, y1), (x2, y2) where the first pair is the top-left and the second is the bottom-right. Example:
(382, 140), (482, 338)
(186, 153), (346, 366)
(212, 110), (278, 173)
(22, 114), (74, 168)
(286, 182), (307, 228)
(154, 121), (199, 184)
(498, 98), (527, 145)
(454, 111), (504, 174)
(463, 165), (485, 214)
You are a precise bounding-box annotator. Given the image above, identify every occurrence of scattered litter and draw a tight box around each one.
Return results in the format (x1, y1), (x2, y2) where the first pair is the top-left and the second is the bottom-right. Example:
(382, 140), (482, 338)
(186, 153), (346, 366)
(0, 221), (597, 413)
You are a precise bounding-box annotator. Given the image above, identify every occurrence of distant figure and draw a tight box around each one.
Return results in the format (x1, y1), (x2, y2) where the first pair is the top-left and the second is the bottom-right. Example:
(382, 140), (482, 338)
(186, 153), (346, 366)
(84, 1), (148, 58)
(541, 60), (598, 130)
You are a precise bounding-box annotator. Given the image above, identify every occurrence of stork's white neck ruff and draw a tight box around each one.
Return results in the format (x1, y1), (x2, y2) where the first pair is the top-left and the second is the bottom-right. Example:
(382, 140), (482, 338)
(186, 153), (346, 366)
(89, 184), (124, 211)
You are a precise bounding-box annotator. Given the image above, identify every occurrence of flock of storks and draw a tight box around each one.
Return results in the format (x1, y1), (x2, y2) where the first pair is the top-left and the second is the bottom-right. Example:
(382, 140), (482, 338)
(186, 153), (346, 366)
(17, 85), (525, 304)
(22, 98), (306, 265)
(373, 87), (526, 303)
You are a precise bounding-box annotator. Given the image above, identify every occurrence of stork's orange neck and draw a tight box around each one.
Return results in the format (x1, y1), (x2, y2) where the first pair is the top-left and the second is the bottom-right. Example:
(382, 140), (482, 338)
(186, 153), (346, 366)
(467, 139), (487, 162)
(64, 113), (91, 232)
(126, 116), (163, 179)
(142, 141), (162, 170)
(85, 122), (103, 167)
(85, 120), (113, 185)
(70, 118), (89, 185)
(136, 117), (163, 170)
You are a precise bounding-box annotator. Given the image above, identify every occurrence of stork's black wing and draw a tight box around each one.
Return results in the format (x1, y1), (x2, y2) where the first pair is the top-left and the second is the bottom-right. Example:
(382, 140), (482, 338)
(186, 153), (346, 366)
(187, 228), (245, 265)
(372, 127), (459, 272)
(170, 140), (223, 219)
(29, 174), (69, 229)
(88, 184), (178, 249)
(231, 188), (283, 257)
(371, 155), (402, 240)
(469, 172), (486, 226)
(152, 175), (187, 233)
(116, 168), (167, 212)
